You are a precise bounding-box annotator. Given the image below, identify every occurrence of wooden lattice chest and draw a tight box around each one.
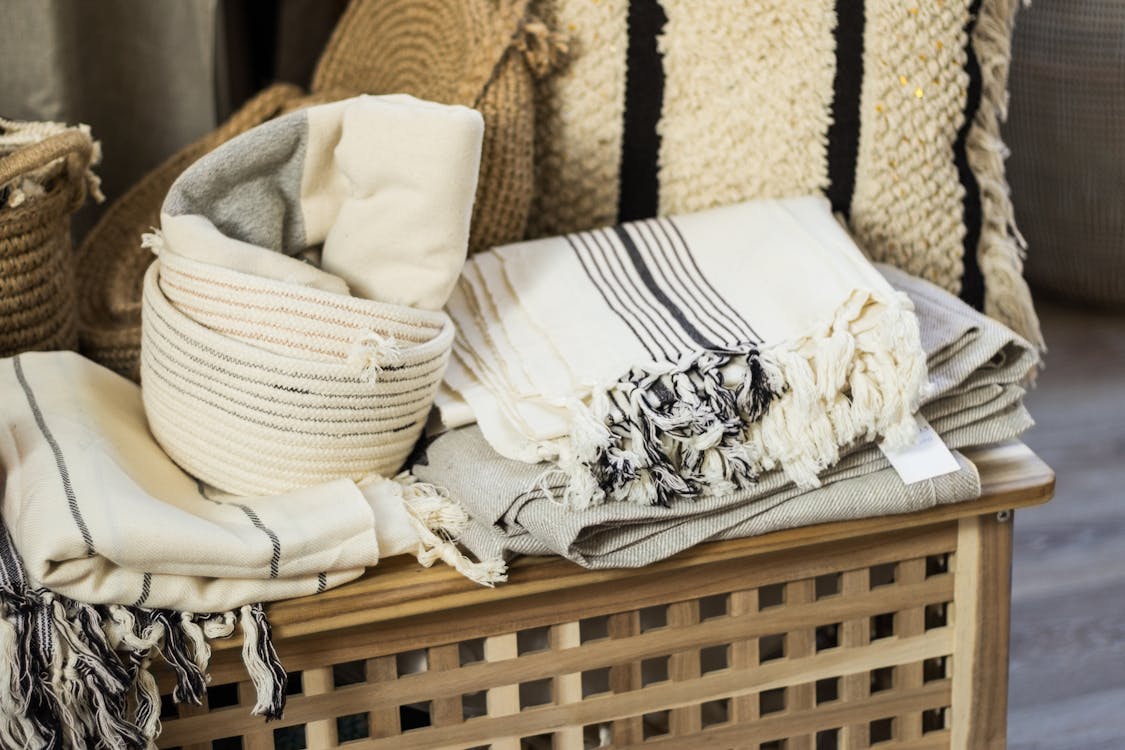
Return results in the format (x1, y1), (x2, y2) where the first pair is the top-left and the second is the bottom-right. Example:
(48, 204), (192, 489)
(156, 442), (1053, 750)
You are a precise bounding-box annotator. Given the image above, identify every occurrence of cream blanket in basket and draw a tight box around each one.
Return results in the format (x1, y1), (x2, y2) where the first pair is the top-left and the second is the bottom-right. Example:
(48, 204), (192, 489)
(444, 196), (929, 507)
(142, 94), (483, 498)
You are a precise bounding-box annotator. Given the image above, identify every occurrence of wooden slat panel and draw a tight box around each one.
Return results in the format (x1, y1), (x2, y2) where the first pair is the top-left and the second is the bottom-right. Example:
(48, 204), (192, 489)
(895, 558), (928, 741)
(786, 579), (816, 750)
(840, 568), (871, 749)
(550, 622), (584, 750)
(608, 611), (644, 746)
(951, 513), (1013, 749)
(157, 576), (957, 746)
(322, 629), (955, 750)
(484, 633), (520, 750)
(667, 600), (702, 736)
(173, 695), (213, 750)
(366, 655), (400, 738)
(634, 681), (952, 750)
(728, 587), (759, 738)
(428, 644), (462, 727)
(301, 667), (338, 749)
(195, 525), (959, 685)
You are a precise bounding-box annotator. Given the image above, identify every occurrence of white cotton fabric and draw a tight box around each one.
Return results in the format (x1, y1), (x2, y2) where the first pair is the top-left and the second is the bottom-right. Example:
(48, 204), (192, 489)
(0, 352), (450, 612)
(445, 196), (931, 506)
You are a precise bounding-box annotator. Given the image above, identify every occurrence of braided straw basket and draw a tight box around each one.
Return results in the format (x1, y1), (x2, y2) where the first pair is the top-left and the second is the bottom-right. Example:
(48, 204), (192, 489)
(78, 0), (558, 382)
(0, 128), (95, 357)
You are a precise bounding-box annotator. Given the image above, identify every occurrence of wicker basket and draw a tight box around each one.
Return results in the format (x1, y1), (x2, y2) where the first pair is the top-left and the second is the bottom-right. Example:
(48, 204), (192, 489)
(154, 442), (1052, 750)
(0, 128), (95, 357)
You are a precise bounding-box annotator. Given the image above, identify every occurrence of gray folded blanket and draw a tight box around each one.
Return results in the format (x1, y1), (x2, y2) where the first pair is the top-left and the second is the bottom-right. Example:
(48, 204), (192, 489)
(414, 266), (1037, 568)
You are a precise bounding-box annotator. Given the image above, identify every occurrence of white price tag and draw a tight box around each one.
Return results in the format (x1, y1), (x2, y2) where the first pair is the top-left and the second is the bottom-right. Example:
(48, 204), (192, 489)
(879, 416), (961, 485)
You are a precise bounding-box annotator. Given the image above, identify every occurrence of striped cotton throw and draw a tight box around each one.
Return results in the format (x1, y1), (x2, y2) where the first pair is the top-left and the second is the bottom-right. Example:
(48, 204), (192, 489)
(442, 196), (931, 508)
(0, 351), (505, 745)
(422, 265), (1038, 567)
(140, 94), (483, 497)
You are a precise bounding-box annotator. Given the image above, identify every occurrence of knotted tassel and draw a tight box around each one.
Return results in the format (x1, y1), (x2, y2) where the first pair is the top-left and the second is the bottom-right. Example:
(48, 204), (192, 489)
(240, 604), (287, 720)
(398, 478), (508, 587)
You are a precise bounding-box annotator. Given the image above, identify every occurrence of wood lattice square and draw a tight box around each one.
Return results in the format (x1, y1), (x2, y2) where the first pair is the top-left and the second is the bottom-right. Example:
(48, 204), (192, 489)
(156, 520), (973, 750)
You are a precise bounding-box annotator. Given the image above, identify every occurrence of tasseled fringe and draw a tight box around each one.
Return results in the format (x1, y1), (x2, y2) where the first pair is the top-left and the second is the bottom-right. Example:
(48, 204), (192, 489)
(141, 229), (167, 257)
(967, 0), (1045, 355)
(348, 329), (405, 382)
(557, 291), (930, 508)
(239, 604), (287, 720)
(0, 591), (287, 748)
(396, 475), (509, 586)
(515, 16), (570, 79)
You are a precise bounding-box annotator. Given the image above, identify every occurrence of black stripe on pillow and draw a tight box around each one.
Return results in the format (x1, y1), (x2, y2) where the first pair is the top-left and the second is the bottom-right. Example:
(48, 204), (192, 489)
(827, 0), (866, 218)
(953, 0), (986, 310)
(619, 0), (668, 223)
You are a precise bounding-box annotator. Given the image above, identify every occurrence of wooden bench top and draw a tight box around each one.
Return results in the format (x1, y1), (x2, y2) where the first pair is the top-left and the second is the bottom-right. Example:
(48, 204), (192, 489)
(256, 441), (1053, 644)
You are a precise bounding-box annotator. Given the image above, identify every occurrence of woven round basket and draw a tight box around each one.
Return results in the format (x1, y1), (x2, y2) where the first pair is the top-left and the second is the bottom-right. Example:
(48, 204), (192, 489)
(1006, 0), (1125, 307)
(0, 129), (95, 357)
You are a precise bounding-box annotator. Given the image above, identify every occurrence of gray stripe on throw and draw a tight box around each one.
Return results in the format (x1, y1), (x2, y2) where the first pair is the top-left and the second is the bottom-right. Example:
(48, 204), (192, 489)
(13, 356), (95, 557)
(196, 481), (282, 579)
(134, 572), (152, 607)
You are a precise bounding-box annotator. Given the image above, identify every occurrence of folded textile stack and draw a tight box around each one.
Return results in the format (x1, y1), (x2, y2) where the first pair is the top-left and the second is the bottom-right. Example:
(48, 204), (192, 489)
(443, 196), (930, 508)
(417, 264), (1036, 568)
(0, 95), (508, 747)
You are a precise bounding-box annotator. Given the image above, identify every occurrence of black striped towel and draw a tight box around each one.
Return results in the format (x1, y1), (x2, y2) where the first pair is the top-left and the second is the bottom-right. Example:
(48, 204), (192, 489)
(441, 196), (931, 508)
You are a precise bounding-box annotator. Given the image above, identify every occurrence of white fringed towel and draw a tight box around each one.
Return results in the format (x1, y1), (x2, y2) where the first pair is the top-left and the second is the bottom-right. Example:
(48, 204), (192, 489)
(0, 352), (504, 614)
(444, 196), (930, 507)
(141, 94), (483, 497)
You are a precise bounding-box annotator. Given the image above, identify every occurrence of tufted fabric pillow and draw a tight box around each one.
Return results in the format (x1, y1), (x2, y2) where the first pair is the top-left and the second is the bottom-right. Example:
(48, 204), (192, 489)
(528, 0), (1042, 348)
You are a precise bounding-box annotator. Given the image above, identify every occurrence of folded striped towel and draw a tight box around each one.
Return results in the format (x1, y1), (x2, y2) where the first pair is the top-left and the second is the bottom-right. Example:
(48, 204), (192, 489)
(0, 352), (505, 744)
(141, 94), (483, 497)
(420, 265), (1038, 567)
(443, 196), (930, 507)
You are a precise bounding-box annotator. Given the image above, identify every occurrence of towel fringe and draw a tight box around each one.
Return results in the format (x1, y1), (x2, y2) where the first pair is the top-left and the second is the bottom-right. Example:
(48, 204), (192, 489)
(348, 329), (405, 381)
(141, 229), (167, 257)
(557, 291), (929, 507)
(0, 586), (287, 746)
(966, 0), (1044, 353)
(239, 604), (287, 720)
(397, 476), (509, 586)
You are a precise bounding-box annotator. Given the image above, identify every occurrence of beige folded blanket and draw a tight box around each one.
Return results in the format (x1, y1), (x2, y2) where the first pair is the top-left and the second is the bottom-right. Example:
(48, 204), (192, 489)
(415, 266), (1036, 567)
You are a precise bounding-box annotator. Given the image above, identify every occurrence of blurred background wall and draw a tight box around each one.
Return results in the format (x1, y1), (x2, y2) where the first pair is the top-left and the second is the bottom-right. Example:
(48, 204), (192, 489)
(0, 0), (345, 234)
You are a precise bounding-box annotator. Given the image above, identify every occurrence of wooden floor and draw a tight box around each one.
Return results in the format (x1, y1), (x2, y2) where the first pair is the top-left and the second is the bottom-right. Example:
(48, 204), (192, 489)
(1008, 297), (1125, 749)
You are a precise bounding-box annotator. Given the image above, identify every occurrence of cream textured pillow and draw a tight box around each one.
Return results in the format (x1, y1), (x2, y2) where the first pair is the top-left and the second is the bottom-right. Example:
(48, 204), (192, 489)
(529, 0), (1041, 348)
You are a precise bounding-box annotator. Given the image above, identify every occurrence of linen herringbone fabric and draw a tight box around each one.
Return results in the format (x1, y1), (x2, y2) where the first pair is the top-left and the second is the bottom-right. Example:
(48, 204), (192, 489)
(141, 95), (479, 497)
(443, 196), (930, 508)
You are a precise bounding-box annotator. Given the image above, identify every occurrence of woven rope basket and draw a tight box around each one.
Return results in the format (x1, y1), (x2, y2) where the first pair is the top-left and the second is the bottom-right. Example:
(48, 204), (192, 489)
(0, 128), (95, 357)
(1006, 0), (1125, 307)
